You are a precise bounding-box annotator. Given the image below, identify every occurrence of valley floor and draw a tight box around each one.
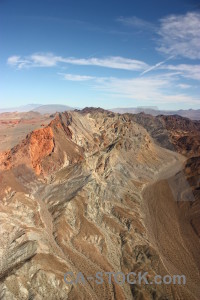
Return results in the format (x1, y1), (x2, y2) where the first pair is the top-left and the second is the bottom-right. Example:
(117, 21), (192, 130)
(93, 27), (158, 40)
(142, 154), (200, 300)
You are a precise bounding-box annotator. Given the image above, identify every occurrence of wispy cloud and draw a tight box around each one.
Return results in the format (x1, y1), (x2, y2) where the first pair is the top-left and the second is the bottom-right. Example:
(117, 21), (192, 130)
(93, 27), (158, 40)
(177, 84), (191, 89)
(117, 12), (200, 60)
(157, 12), (200, 59)
(7, 55), (30, 69)
(7, 53), (148, 71)
(7, 53), (60, 68)
(117, 16), (155, 31)
(163, 64), (200, 81)
(59, 72), (199, 105)
(62, 56), (148, 70)
(60, 73), (95, 81)
(30, 53), (59, 67)
(7, 52), (200, 85)
(92, 74), (200, 105)
(7, 56), (21, 65)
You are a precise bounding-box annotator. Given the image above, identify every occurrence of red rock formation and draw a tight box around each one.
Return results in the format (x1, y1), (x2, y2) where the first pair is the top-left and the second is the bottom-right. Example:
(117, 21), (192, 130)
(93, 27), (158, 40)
(0, 114), (83, 176)
(29, 127), (55, 175)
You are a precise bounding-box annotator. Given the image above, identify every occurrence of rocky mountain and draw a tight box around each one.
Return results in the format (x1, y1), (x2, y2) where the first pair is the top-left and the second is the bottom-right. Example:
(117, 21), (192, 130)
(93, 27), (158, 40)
(129, 113), (200, 156)
(0, 108), (200, 299)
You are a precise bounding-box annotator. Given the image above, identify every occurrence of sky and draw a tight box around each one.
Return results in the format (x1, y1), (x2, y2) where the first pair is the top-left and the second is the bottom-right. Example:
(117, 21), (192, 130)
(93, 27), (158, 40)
(0, 0), (200, 110)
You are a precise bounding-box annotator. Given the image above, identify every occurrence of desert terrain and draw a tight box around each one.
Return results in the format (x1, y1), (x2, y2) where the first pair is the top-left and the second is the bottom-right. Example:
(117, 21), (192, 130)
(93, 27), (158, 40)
(0, 111), (54, 152)
(0, 108), (199, 299)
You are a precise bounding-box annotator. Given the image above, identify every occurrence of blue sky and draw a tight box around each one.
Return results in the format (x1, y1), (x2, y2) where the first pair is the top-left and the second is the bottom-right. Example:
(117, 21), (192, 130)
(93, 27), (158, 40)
(0, 0), (200, 110)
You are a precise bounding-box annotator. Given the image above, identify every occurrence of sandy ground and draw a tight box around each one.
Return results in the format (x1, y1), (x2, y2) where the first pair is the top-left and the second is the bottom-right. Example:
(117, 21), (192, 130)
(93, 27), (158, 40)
(142, 155), (200, 299)
(0, 112), (53, 152)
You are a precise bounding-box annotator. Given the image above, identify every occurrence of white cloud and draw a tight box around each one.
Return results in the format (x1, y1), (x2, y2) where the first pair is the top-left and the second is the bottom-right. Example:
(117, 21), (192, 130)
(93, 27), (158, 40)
(61, 73), (95, 81)
(117, 12), (200, 60)
(93, 76), (168, 100)
(7, 56), (30, 69)
(7, 53), (62, 68)
(62, 56), (148, 70)
(92, 75), (200, 105)
(117, 16), (155, 30)
(177, 84), (191, 89)
(30, 53), (60, 67)
(58, 71), (197, 106)
(163, 64), (200, 81)
(7, 56), (21, 65)
(157, 12), (200, 59)
(7, 53), (148, 71)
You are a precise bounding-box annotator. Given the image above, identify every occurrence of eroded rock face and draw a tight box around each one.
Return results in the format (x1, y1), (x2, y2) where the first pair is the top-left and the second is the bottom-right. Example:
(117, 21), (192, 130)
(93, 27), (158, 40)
(0, 113), (84, 176)
(0, 109), (199, 299)
(29, 127), (55, 175)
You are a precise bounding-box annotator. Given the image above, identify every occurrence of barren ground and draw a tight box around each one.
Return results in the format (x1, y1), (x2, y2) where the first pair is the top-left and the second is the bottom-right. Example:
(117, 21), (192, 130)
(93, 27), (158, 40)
(143, 156), (200, 300)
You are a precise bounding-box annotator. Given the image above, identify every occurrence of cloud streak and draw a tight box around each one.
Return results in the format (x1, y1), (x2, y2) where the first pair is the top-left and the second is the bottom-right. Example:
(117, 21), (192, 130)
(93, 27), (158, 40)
(140, 55), (175, 76)
(7, 53), (149, 71)
(60, 73), (95, 81)
(117, 16), (155, 31)
(7, 52), (200, 84)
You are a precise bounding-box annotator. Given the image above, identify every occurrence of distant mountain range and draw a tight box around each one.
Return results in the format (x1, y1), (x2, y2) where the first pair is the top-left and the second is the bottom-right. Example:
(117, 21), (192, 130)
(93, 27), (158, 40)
(32, 104), (75, 114)
(0, 104), (41, 113)
(0, 104), (74, 114)
(111, 107), (200, 120)
(0, 104), (200, 120)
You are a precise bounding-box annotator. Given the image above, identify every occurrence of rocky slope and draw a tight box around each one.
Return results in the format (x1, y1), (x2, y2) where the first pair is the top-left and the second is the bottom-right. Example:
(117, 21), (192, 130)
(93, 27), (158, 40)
(0, 109), (199, 299)
(131, 112), (200, 236)
(129, 113), (200, 156)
